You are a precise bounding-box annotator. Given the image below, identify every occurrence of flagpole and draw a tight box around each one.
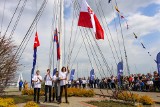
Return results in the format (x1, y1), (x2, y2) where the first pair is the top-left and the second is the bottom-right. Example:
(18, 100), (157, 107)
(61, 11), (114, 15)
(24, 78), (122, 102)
(57, 0), (64, 97)
(59, 0), (63, 71)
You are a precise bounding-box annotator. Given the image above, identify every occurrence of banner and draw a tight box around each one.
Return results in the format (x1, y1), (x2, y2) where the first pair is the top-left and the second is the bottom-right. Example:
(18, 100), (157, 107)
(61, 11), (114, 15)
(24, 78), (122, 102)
(70, 69), (75, 81)
(117, 61), (123, 85)
(156, 52), (160, 75)
(53, 68), (57, 76)
(90, 69), (95, 80)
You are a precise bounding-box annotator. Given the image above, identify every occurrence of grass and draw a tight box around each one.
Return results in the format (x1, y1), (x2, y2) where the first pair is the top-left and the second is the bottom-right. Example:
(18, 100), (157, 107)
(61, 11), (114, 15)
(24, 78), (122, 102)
(1, 95), (45, 104)
(88, 100), (135, 107)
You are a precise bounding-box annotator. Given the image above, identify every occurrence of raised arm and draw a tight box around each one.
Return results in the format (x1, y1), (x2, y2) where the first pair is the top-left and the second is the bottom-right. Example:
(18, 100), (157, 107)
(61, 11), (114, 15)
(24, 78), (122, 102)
(67, 66), (70, 73)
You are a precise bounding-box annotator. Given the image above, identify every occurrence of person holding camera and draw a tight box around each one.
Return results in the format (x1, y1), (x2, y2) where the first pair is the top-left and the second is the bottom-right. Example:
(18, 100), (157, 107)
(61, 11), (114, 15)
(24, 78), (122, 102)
(44, 69), (52, 103)
(32, 70), (42, 104)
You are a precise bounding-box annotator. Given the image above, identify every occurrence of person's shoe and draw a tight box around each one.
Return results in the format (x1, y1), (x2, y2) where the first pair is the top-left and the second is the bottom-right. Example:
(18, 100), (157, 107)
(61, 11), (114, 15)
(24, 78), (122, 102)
(43, 101), (47, 103)
(57, 102), (61, 104)
(66, 101), (69, 104)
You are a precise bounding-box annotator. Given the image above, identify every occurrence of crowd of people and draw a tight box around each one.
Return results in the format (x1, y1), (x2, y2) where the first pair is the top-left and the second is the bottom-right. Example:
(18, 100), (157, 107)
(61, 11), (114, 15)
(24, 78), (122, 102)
(68, 71), (160, 92)
(18, 69), (160, 104)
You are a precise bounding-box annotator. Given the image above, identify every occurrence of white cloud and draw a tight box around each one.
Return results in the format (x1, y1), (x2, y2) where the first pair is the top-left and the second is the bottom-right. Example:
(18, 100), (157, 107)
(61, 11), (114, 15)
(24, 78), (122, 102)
(0, 0), (160, 82)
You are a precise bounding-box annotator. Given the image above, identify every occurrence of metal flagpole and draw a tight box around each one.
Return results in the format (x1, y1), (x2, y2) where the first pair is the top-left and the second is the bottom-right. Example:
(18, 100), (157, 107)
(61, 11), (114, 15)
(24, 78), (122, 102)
(57, 0), (64, 97)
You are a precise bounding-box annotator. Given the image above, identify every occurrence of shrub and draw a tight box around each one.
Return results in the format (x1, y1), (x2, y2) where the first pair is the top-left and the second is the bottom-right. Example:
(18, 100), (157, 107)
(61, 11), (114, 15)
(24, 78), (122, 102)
(0, 97), (17, 107)
(22, 89), (44, 96)
(139, 95), (154, 105)
(117, 91), (154, 105)
(22, 88), (94, 97)
(24, 101), (39, 107)
(66, 88), (95, 97)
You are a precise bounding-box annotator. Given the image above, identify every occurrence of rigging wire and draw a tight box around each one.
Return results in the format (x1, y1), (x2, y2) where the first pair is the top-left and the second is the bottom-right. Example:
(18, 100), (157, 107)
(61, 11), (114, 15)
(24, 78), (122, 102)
(70, 42), (83, 69)
(9, 0), (28, 38)
(2, 0), (22, 38)
(114, 0), (130, 75)
(75, 0), (113, 76)
(94, 0), (120, 63)
(3, 0), (48, 83)
(16, 0), (48, 62)
(73, 2), (112, 97)
(110, 0), (123, 60)
(0, 0), (7, 36)
(66, 3), (75, 66)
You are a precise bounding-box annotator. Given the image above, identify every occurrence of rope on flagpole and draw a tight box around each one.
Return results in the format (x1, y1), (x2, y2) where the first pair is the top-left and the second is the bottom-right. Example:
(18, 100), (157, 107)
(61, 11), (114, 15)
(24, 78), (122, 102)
(16, 0), (48, 61)
(0, 0), (7, 36)
(110, 0), (123, 60)
(114, 0), (130, 76)
(2, 0), (22, 38)
(75, 0), (113, 76)
(8, 0), (28, 39)
(94, 0), (120, 63)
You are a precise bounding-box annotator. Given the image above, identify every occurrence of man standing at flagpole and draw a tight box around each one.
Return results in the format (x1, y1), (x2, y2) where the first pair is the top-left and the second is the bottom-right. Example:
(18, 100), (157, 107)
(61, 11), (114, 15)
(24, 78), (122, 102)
(31, 32), (41, 103)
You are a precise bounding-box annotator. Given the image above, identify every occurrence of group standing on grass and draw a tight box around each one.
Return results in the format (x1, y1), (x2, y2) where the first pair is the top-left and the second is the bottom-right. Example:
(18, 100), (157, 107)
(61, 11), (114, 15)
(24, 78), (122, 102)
(32, 66), (69, 104)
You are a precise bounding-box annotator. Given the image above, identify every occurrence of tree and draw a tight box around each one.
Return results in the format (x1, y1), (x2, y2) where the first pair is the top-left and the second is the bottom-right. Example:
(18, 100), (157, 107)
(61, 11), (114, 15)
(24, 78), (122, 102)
(0, 36), (18, 93)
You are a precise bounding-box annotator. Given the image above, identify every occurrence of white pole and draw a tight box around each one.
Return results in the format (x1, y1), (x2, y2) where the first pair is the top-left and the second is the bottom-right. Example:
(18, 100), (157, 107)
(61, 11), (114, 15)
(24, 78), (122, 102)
(58, 0), (63, 72)
(57, 0), (64, 97)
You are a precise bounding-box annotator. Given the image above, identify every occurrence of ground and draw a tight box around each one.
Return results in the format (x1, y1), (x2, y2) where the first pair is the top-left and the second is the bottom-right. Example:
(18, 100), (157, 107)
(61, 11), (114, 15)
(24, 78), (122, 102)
(3, 88), (160, 107)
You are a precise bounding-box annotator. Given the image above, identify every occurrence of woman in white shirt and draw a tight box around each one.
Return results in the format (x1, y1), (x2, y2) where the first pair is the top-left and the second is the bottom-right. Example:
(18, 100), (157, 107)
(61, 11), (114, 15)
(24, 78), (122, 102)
(44, 69), (52, 103)
(59, 66), (69, 103)
(32, 70), (42, 104)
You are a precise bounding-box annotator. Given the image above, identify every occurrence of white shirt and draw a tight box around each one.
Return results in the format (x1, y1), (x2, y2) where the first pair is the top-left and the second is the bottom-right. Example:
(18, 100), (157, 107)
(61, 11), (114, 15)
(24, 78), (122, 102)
(147, 81), (153, 85)
(59, 71), (68, 86)
(76, 80), (79, 84)
(52, 75), (58, 87)
(82, 80), (86, 84)
(45, 74), (52, 86)
(32, 75), (42, 88)
(68, 80), (71, 85)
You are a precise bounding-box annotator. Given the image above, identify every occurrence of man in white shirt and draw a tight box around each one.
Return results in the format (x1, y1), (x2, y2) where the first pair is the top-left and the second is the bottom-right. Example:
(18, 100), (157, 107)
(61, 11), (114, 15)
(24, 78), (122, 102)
(32, 70), (42, 104)
(59, 66), (69, 103)
(82, 77), (86, 88)
(52, 71), (59, 102)
(44, 69), (52, 103)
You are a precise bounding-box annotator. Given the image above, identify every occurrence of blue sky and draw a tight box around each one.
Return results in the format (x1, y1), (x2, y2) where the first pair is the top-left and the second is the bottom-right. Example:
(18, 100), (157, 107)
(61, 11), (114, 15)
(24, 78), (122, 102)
(0, 0), (160, 82)
(139, 3), (160, 16)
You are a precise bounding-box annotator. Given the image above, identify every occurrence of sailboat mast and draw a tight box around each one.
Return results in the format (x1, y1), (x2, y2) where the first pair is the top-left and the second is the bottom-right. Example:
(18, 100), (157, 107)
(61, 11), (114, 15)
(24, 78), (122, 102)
(58, 0), (64, 71)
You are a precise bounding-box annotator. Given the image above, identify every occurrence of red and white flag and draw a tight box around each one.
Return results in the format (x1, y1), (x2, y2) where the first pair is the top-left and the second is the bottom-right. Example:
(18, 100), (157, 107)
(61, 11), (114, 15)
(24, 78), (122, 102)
(34, 32), (40, 49)
(78, 0), (104, 40)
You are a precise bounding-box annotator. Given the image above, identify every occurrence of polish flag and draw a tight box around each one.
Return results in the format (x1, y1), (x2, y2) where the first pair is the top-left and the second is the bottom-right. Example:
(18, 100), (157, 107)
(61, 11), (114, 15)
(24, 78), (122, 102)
(78, 0), (104, 40)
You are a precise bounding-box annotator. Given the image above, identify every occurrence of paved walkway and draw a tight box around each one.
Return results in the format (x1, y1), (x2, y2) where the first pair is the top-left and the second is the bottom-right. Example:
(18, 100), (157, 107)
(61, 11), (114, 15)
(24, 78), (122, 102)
(4, 88), (160, 107)
(16, 96), (107, 107)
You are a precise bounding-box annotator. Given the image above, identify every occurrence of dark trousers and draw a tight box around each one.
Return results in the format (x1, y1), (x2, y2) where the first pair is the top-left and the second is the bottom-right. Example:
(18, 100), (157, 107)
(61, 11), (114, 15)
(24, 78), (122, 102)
(111, 83), (116, 89)
(34, 88), (40, 103)
(53, 87), (58, 101)
(82, 84), (86, 88)
(153, 81), (160, 91)
(44, 85), (52, 102)
(59, 85), (68, 103)
(19, 86), (22, 91)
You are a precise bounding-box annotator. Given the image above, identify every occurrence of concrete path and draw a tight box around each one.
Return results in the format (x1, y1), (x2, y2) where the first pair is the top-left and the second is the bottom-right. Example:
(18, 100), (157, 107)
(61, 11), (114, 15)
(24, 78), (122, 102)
(16, 96), (107, 107)
(4, 87), (160, 107)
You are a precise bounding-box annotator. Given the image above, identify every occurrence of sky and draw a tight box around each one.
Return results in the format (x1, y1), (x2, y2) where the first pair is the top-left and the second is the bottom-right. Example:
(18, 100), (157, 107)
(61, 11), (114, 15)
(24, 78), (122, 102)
(0, 0), (160, 82)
